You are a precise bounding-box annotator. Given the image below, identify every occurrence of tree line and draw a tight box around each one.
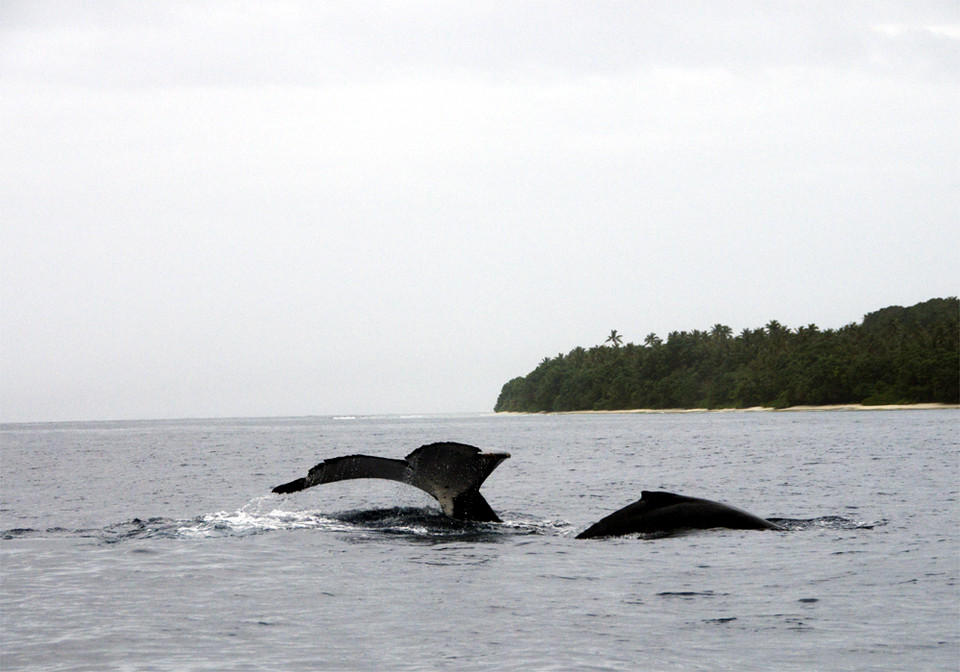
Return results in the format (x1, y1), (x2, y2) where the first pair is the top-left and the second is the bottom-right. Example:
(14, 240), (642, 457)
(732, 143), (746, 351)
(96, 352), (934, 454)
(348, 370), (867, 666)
(494, 297), (959, 412)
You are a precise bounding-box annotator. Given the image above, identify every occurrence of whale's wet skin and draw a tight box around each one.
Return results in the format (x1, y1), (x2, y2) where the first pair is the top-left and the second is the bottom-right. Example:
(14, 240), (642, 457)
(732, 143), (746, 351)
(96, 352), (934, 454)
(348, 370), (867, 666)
(2, 410), (957, 671)
(575, 490), (784, 538)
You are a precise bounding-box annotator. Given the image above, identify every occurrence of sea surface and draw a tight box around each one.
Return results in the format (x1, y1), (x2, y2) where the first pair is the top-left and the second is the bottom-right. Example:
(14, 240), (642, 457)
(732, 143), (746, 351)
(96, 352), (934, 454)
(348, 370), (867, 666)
(1, 409), (958, 671)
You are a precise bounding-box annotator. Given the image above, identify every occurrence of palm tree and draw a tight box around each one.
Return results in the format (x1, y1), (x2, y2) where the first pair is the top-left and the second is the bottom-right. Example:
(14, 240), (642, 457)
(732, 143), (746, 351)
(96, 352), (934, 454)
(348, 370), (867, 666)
(711, 324), (733, 343)
(605, 329), (623, 348)
(644, 333), (662, 347)
(766, 320), (787, 336)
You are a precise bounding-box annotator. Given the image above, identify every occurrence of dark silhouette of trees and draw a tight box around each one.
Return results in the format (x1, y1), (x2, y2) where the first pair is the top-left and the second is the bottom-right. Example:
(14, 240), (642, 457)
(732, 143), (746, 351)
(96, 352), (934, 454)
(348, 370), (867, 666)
(494, 298), (959, 412)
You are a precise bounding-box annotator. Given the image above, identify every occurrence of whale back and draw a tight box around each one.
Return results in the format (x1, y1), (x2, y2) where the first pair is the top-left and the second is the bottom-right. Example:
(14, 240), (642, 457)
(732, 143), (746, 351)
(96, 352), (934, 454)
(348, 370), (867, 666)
(576, 490), (781, 538)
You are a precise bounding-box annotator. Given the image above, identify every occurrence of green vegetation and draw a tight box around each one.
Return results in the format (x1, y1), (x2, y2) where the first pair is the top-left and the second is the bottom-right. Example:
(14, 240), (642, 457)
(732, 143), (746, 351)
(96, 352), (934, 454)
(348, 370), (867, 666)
(494, 298), (959, 412)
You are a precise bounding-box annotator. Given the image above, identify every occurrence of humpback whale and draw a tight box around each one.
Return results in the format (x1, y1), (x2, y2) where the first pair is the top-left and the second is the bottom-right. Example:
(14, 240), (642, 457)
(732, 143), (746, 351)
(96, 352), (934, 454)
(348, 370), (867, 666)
(272, 442), (509, 522)
(575, 490), (782, 538)
(273, 443), (781, 536)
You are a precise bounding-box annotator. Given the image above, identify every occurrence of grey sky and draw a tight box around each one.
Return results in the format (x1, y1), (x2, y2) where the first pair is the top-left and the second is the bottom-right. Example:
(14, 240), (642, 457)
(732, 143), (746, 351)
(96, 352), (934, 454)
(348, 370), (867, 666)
(2, 1), (957, 422)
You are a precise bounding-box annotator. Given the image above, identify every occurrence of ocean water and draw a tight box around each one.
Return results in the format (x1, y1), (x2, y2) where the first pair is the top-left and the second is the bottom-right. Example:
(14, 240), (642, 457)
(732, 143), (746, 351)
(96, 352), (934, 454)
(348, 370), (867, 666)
(1, 410), (957, 671)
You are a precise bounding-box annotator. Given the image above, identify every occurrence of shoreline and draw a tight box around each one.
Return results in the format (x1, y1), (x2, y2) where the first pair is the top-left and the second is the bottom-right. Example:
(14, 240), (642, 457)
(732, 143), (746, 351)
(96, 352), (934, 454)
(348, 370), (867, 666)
(500, 403), (959, 416)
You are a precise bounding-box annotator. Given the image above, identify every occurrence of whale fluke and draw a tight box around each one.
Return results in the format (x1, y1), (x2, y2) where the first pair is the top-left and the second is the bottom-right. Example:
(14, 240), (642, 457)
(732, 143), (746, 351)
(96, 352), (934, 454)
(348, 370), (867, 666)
(576, 490), (782, 538)
(272, 442), (510, 522)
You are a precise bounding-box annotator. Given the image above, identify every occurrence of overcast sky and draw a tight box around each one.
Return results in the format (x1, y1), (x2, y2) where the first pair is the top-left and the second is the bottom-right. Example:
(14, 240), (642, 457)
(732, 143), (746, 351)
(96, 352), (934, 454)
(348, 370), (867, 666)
(2, 1), (958, 422)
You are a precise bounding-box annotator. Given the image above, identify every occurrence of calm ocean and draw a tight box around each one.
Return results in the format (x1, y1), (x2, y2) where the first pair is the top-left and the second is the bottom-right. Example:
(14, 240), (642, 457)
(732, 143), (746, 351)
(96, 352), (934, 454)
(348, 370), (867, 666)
(2, 410), (958, 671)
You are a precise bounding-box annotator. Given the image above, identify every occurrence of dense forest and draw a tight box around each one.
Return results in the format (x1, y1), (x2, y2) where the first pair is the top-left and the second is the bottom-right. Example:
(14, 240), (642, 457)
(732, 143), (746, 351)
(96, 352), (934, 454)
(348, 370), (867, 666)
(494, 298), (959, 412)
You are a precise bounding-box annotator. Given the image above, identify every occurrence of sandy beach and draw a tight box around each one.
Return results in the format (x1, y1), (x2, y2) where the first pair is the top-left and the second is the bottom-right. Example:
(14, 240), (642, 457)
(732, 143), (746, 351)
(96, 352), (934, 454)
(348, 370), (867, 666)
(505, 403), (959, 415)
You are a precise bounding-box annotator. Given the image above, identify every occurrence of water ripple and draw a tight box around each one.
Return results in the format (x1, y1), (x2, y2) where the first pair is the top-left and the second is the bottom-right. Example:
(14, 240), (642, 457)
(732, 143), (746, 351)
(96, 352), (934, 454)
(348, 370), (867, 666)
(1, 510), (882, 544)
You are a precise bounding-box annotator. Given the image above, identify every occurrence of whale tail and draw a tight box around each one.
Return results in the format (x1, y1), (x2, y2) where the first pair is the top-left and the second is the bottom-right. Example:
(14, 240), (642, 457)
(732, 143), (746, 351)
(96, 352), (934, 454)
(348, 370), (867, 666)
(272, 442), (510, 522)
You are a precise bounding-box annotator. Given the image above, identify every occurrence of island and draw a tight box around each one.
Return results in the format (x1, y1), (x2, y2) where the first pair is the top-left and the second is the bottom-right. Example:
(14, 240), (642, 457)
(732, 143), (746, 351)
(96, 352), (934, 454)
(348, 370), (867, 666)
(494, 298), (959, 413)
